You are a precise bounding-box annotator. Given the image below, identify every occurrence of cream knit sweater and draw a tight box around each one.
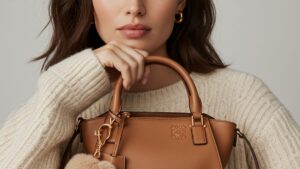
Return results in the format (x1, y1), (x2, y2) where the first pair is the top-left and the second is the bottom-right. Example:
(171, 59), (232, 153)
(0, 48), (299, 169)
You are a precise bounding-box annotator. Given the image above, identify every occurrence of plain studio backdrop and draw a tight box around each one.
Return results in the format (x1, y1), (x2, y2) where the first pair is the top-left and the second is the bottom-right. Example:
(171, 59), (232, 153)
(0, 0), (299, 127)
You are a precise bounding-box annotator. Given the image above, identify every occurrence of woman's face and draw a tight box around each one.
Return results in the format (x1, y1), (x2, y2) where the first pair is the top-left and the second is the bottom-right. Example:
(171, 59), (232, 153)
(92, 0), (186, 55)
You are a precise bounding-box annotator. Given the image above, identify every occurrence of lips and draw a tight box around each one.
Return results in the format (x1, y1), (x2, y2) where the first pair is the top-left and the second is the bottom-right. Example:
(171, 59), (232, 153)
(117, 24), (151, 39)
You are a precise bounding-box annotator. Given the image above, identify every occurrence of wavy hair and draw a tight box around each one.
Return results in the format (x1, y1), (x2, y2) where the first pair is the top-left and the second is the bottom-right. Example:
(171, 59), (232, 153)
(30, 0), (230, 73)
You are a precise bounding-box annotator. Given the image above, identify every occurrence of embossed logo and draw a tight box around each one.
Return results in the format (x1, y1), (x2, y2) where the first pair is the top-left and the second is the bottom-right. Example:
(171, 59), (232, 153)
(170, 124), (187, 140)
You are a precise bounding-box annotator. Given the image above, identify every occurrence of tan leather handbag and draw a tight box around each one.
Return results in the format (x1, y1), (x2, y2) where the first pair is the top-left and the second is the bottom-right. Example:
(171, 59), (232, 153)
(60, 56), (260, 169)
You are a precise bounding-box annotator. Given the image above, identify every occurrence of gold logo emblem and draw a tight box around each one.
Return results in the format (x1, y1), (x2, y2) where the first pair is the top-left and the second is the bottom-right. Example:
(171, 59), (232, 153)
(170, 124), (187, 140)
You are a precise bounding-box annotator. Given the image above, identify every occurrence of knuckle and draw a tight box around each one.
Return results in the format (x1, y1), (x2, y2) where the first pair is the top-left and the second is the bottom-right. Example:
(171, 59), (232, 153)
(102, 47), (112, 55)
(106, 45), (115, 51)
(137, 56), (144, 63)
(100, 49), (113, 57)
(144, 51), (149, 56)
(131, 61), (138, 69)
(110, 40), (117, 44)
(140, 50), (149, 56)
(111, 41), (120, 47)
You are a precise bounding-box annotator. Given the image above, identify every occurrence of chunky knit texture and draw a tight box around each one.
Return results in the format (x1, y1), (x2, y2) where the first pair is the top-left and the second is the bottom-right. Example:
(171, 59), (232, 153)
(0, 48), (299, 169)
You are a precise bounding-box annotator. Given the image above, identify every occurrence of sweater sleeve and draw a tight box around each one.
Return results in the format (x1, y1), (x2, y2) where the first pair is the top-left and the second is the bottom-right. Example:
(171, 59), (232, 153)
(0, 48), (112, 169)
(231, 74), (300, 169)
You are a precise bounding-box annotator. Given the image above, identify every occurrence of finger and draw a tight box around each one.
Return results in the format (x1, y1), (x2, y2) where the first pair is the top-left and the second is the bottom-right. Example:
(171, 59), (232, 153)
(142, 65), (151, 85)
(134, 48), (149, 57)
(110, 41), (148, 81)
(106, 49), (132, 90)
(105, 44), (137, 88)
(133, 48), (149, 82)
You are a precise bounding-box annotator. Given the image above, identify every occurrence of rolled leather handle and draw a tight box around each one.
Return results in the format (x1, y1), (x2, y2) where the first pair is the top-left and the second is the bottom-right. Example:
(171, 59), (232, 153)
(109, 56), (203, 120)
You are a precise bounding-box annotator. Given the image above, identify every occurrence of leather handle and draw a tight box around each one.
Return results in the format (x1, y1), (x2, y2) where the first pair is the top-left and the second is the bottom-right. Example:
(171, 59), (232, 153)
(109, 56), (203, 120)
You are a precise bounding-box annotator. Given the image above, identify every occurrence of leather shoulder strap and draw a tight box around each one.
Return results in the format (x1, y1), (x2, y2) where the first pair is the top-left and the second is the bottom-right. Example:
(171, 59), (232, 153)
(236, 128), (260, 169)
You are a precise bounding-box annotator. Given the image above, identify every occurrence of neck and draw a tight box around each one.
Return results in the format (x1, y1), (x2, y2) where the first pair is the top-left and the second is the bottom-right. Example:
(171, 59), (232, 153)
(127, 44), (182, 93)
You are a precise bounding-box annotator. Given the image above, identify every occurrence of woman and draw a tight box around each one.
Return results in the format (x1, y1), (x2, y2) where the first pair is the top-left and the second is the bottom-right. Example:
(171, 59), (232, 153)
(0, 0), (299, 169)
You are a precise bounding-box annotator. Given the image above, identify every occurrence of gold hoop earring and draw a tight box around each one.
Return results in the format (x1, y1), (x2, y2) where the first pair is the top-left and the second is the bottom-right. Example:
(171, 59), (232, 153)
(175, 12), (184, 23)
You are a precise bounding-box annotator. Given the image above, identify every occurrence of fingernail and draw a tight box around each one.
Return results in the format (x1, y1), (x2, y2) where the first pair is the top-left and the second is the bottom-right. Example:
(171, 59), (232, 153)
(142, 78), (147, 85)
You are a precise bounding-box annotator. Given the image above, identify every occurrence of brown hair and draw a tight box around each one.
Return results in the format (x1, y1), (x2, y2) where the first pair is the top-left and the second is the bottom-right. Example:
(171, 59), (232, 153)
(30, 0), (230, 74)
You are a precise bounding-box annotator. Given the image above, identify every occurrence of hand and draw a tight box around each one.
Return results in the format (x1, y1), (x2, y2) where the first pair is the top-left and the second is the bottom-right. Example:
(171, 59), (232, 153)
(93, 41), (150, 90)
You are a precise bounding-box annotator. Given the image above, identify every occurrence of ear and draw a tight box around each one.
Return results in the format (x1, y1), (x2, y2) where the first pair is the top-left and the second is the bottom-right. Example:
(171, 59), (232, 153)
(177, 0), (187, 11)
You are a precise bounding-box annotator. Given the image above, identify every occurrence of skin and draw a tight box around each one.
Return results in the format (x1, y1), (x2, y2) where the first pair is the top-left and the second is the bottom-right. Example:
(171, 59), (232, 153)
(92, 0), (186, 91)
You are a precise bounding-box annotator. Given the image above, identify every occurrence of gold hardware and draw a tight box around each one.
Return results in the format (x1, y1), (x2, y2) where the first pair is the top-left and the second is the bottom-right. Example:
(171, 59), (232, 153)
(236, 128), (245, 138)
(191, 114), (204, 126)
(93, 117), (116, 158)
(123, 112), (131, 118)
(75, 117), (83, 131)
(175, 11), (184, 23)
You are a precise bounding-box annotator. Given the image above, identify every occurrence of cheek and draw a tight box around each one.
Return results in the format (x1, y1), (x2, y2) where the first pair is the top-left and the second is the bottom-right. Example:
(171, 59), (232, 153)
(91, 0), (178, 52)
(152, 9), (176, 38)
(145, 3), (177, 49)
(92, 0), (119, 43)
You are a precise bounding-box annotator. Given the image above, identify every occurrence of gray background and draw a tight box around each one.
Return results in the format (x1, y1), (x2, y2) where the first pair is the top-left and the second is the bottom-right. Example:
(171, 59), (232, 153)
(0, 0), (299, 127)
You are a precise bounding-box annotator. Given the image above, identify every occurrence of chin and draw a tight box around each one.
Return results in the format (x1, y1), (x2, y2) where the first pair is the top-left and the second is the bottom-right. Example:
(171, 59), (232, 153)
(121, 40), (152, 51)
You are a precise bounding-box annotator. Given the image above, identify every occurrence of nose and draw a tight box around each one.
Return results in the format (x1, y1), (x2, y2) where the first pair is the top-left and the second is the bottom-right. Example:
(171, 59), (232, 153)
(126, 0), (146, 17)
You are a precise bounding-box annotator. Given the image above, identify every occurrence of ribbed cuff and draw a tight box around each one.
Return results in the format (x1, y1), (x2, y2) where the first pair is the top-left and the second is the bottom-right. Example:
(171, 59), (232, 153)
(47, 48), (112, 112)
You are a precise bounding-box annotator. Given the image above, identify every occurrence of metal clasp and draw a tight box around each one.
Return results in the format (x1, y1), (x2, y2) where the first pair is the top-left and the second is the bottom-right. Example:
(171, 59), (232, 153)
(191, 114), (204, 127)
(236, 128), (245, 138)
(93, 117), (116, 158)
